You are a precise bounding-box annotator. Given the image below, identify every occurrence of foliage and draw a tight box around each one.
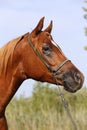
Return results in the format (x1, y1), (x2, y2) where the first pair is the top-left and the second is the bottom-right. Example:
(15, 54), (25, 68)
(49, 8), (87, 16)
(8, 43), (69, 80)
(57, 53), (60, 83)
(84, 46), (87, 50)
(6, 82), (87, 130)
(83, 1), (87, 50)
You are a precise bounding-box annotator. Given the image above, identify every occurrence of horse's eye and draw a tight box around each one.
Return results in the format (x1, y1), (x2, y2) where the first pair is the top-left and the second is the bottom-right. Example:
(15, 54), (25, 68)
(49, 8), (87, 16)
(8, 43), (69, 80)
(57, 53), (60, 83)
(42, 44), (51, 56)
(43, 46), (49, 51)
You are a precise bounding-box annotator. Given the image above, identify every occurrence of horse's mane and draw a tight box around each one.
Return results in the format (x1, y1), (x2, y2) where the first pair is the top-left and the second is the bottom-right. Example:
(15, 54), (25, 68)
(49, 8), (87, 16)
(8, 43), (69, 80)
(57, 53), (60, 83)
(0, 36), (23, 75)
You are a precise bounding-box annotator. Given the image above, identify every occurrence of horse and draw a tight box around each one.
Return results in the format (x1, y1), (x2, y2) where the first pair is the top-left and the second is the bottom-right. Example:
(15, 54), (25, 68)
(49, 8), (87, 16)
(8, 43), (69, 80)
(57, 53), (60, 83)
(0, 17), (84, 130)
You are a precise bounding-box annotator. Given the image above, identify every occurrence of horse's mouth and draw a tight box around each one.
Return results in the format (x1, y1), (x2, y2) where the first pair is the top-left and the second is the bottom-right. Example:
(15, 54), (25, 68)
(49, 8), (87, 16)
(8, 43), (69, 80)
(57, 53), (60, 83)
(63, 81), (77, 93)
(55, 71), (84, 93)
(62, 71), (84, 93)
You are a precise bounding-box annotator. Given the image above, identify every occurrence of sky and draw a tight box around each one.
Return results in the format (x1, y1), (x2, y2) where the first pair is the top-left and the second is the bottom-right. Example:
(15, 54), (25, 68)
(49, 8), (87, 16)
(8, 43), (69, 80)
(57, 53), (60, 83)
(0, 0), (87, 97)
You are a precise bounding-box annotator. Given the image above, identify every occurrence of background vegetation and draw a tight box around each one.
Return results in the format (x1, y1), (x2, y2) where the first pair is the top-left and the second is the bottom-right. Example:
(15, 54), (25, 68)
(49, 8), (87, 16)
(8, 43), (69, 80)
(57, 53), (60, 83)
(83, 0), (87, 50)
(6, 82), (87, 130)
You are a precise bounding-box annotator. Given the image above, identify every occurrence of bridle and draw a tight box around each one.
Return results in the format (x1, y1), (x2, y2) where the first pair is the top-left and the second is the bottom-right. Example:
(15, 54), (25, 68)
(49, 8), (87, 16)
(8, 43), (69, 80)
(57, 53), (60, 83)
(28, 33), (77, 130)
(28, 33), (70, 74)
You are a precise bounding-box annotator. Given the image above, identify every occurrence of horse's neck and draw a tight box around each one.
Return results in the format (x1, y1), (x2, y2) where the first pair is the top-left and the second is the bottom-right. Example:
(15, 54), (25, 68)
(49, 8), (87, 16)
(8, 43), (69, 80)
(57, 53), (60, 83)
(0, 36), (27, 110)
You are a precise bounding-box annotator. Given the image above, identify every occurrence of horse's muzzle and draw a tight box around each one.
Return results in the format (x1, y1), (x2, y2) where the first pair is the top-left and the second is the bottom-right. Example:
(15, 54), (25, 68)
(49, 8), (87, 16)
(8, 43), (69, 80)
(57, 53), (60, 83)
(62, 70), (84, 93)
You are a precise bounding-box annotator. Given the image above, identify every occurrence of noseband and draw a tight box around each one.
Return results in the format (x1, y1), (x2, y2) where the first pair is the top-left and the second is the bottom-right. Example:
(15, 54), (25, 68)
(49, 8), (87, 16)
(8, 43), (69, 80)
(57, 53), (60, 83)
(28, 33), (70, 74)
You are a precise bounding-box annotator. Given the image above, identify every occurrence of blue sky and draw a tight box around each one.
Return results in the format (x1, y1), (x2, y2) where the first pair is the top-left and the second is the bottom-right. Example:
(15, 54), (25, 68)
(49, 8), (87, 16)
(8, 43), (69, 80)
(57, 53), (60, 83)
(0, 0), (87, 97)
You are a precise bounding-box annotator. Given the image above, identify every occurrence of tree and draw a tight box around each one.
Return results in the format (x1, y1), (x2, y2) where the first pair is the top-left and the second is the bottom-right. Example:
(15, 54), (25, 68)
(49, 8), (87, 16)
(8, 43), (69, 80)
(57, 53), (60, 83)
(83, 1), (87, 35)
(83, 0), (87, 50)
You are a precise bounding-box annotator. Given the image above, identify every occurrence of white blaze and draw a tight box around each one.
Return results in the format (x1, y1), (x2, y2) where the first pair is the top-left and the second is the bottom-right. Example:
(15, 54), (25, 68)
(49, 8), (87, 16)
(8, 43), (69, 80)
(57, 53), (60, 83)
(51, 40), (58, 47)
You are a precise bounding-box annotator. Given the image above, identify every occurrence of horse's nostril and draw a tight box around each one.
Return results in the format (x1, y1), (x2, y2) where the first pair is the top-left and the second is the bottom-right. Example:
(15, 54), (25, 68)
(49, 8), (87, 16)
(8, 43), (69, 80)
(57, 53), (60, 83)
(74, 72), (81, 83)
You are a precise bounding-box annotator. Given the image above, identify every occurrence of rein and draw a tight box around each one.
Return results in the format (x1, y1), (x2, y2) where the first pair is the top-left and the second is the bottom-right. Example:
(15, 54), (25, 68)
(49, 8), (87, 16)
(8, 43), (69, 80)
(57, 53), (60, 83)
(28, 33), (77, 130)
(54, 77), (77, 130)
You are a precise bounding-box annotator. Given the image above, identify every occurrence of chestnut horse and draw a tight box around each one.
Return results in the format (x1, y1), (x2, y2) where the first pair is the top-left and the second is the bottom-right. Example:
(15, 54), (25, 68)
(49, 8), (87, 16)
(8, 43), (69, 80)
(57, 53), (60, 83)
(0, 17), (84, 130)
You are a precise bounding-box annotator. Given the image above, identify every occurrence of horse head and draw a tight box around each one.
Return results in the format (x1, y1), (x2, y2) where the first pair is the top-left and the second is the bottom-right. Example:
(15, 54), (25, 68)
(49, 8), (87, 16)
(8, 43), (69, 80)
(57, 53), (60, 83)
(23, 17), (84, 93)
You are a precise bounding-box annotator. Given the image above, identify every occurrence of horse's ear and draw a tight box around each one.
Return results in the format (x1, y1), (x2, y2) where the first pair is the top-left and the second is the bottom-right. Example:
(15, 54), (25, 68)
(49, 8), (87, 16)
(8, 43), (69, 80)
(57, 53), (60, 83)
(31, 17), (44, 36)
(44, 20), (53, 34)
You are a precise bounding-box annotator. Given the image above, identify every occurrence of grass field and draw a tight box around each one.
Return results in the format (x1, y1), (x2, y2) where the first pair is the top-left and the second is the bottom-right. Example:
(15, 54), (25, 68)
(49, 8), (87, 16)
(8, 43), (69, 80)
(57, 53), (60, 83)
(6, 82), (87, 130)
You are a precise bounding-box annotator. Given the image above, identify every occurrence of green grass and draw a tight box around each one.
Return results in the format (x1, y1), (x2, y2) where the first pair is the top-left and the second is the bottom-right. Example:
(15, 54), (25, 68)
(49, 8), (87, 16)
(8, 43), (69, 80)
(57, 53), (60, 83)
(6, 83), (87, 130)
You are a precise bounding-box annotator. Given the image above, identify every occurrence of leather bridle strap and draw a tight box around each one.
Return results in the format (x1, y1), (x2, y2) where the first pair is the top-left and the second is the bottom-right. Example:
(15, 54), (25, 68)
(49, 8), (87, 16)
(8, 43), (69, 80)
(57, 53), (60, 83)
(28, 33), (77, 130)
(28, 33), (70, 74)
